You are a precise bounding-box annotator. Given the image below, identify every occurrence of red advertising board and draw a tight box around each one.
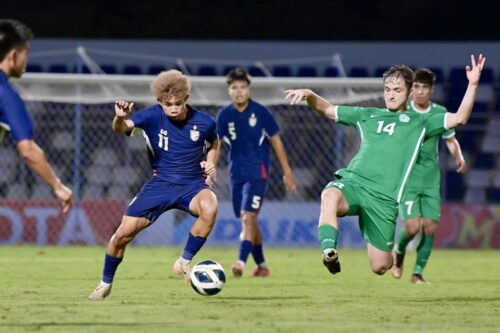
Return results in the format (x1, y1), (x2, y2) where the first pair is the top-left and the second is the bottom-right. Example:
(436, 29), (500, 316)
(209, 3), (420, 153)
(0, 200), (125, 245)
(436, 204), (500, 248)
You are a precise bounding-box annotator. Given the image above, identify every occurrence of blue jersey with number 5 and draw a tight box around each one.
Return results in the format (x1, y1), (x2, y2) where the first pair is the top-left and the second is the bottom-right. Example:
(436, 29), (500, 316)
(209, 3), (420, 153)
(129, 104), (217, 184)
(217, 99), (279, 181)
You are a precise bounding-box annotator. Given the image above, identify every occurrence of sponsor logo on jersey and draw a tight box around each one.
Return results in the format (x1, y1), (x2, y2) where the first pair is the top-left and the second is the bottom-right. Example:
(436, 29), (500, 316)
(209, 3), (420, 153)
(249, 113), (257, 127)
(399, 114), (410, 123)
(190, 125), (200, 141)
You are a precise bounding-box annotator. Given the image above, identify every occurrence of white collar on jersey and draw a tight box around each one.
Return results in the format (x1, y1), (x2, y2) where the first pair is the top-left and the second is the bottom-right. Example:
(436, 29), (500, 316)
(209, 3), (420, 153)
(410, 100), (432, 113)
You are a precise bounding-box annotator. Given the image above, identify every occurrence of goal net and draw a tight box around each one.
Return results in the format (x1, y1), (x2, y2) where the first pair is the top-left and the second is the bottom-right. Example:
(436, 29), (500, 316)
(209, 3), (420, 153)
(1, 73), (384, 247)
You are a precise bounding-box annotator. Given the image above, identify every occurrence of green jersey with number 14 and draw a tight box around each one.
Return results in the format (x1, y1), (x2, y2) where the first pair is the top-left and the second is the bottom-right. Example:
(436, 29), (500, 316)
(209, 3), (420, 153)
(335, 106), (448, 202)
(405, 100), (455, 189)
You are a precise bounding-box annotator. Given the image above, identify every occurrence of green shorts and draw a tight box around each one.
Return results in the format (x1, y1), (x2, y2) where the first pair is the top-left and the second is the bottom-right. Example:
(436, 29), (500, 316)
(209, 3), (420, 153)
(399, 186), (441, 222)
(324, 176), (399, 252)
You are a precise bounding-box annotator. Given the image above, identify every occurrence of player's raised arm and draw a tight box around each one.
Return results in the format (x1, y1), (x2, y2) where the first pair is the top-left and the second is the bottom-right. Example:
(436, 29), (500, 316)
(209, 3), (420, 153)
(112, 100), (135, 132)
(284, 89), (338, 120)
(445, 54), (485, 129)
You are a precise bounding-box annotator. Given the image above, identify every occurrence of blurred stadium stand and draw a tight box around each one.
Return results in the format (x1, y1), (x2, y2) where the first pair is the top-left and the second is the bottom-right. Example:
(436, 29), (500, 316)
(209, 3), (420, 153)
(272, 65), (292, 77)
(197, 65), (218, 76)
(247, 65), (266, 77)
(349, 67), (369, 77)
(296, 66), (318, 77)
(324, 66), (340, 77)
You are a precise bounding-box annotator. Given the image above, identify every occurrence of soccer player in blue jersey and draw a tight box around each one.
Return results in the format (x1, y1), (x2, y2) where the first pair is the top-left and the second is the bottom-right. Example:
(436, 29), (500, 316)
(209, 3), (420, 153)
(88, 70), (220, 300)
(0, 19), (72, 212)
(216, 68), (296, 278)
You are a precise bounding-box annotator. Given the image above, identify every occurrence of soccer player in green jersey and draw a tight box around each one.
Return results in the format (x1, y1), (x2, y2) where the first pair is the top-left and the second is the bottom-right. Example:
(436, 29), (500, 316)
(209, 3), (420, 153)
(284, 54), (485, 276)
(392, 68), (467, 284)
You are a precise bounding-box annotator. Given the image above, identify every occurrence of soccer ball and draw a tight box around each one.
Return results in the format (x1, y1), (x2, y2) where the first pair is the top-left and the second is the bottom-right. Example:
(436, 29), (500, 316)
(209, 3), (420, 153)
(189, 260), (226, 296)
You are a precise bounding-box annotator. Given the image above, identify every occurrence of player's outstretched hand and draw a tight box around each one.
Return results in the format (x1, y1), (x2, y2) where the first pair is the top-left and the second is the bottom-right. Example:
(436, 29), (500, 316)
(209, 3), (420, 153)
(284, 170), (297, 192)
(115, 100), (134, 118)
(54, 182), (73, 213)
(284, 89), (313, 105)
(466, 54), (486, 85)
(455, 156), (467, 174)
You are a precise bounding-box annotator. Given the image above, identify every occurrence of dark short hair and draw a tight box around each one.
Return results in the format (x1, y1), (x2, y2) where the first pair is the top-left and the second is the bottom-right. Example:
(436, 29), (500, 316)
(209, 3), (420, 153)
(414, 68), (436, 86)
(0, 19), (33, 61)
(226, 67), (251, 85)
(383, 65), (414, 91)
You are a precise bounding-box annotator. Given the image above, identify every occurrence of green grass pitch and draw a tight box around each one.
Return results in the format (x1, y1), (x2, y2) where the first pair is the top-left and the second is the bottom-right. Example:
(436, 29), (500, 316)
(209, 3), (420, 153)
(0, 246), (499, 333)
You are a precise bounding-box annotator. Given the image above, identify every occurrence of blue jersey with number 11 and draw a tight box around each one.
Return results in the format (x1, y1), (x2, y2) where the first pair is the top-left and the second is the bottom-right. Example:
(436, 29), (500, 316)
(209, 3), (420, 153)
(129, 104), (217, 184)
(217, 99), (279, 181)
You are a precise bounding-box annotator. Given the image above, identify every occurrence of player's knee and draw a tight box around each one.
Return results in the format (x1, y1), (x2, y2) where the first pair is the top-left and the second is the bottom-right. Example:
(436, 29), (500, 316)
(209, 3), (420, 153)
(111, 232), (133, 248)
(404, 219), (420, 236)
(369, 254), (392, 275)
(422, 219), (437, 235)
(372, 266), (388, 275)
(199, 199), (218, 222)
(370, 262), (390, 275)
(241, 212), (257, 227)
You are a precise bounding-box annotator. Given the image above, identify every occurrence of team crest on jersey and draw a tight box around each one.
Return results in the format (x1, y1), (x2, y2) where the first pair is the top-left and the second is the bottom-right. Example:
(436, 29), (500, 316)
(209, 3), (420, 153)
(190, 125), (200, 141)
(399, 114), (410, 123)
(249, 113), (257, 127)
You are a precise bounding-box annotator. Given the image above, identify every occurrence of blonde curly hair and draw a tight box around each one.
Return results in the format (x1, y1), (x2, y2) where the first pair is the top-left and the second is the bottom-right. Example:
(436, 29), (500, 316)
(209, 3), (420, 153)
(151, 70), (191, 101)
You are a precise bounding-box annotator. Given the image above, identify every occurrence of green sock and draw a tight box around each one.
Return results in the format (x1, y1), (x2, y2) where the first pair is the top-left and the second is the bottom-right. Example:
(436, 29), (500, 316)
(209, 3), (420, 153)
(318, 224), (338, 251)
(395, 228), (414, 254)
(414, 234), (434, 274)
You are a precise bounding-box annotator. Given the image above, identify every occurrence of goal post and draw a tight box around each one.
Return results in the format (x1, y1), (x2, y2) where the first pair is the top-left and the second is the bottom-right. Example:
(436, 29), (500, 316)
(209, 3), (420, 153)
(14, 73), (383, 105)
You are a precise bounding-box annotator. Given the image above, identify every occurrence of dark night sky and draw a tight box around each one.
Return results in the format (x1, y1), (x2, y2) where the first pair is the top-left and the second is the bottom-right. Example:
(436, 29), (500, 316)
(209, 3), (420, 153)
(2, 0), (499, 40)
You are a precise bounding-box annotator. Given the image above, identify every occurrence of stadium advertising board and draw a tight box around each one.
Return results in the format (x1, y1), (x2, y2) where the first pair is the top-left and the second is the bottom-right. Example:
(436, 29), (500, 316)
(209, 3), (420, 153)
(0, 200), (499, 248)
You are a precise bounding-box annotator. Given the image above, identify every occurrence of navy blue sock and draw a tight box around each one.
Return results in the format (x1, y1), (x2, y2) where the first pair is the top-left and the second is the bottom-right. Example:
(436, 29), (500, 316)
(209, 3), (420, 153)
(252, 243), (265, 265)
(182, 233), (207, 261)
(102, 254), (123, 284)
(238, 240), (253, 263)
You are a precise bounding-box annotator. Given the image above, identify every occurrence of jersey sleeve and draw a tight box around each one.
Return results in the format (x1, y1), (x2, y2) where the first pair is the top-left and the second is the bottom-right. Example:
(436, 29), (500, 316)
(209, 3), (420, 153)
(438, 105), (455, 138)
(128, 109), (151, 130)
(262, 107), (280, 137)
(1, 90), (34, 142)
(441, 128), (455, 139)
(336, 106), (363, 127)
(424, 113), (447, 138)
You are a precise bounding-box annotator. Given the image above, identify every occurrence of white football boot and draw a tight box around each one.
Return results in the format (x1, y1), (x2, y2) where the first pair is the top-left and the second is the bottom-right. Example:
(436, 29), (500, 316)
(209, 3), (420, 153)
(88, 281), (112, 301)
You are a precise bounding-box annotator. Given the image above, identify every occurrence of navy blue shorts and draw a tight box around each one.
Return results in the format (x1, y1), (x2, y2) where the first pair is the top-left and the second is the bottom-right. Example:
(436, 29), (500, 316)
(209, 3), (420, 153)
(125, 177), (209, 224)
(231, 179), (268, 218)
